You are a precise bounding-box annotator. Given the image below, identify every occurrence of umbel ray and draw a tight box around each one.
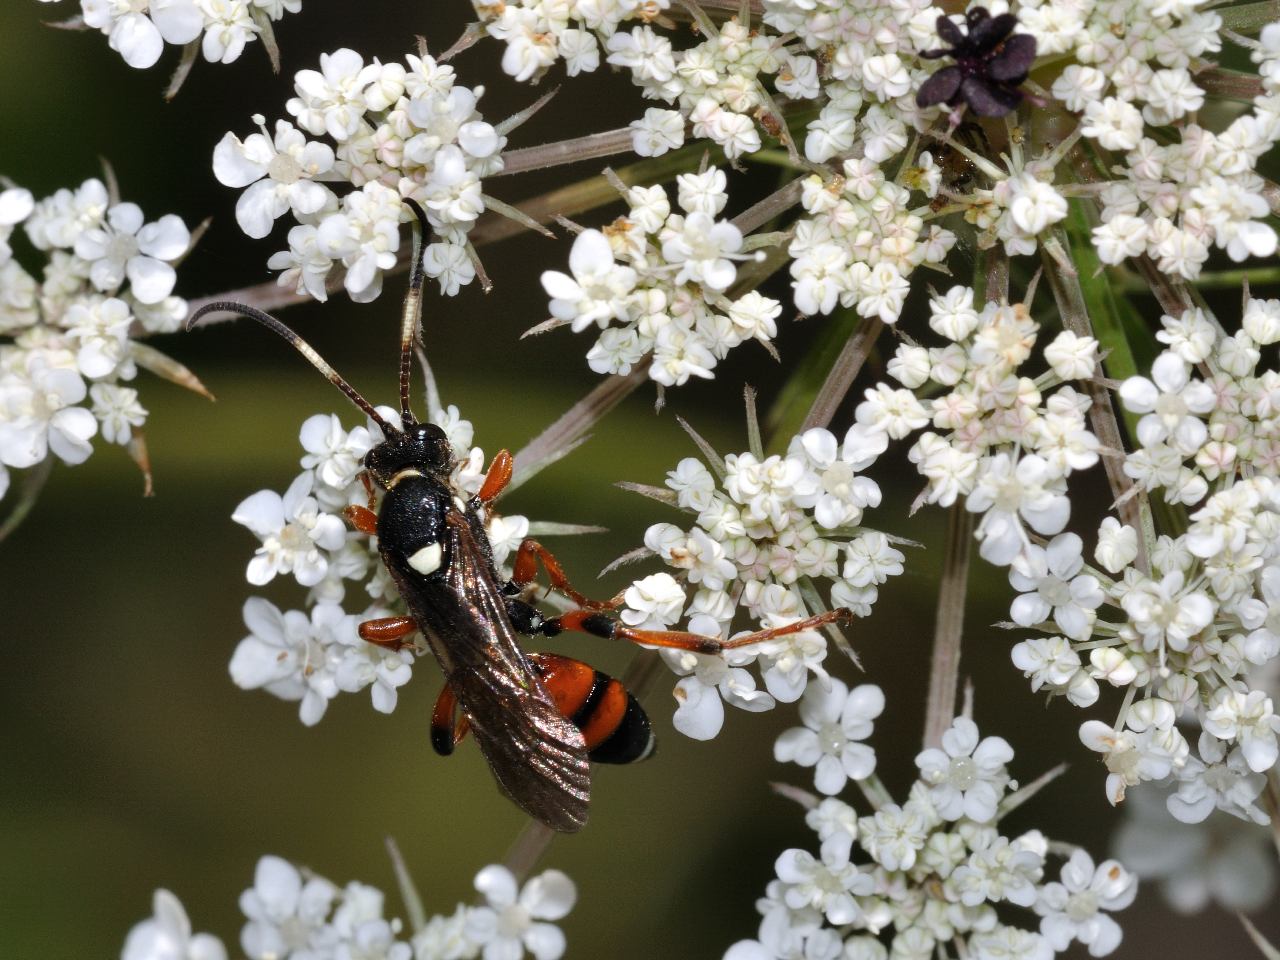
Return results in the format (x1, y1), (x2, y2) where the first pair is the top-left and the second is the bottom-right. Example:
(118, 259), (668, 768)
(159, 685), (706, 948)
(189, 201), (854, 832)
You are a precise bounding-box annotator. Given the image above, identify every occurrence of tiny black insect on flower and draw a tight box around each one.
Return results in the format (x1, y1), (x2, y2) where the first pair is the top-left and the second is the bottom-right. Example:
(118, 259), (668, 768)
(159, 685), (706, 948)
(916, 7), (1038, 118)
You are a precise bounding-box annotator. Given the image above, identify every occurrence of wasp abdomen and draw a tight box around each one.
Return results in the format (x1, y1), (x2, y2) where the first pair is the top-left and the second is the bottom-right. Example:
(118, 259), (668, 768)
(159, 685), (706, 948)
(532, 653), (654, 765)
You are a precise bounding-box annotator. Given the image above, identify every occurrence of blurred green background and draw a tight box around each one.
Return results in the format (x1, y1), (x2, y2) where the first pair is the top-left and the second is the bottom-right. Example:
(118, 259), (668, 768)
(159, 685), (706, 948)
(1, 3), (1278, 958)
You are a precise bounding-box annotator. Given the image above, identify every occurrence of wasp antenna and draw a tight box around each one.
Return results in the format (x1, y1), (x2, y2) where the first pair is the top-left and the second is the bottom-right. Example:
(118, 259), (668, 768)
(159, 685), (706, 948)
(400, 199), (431, 423)
(188, 300), (393, 433)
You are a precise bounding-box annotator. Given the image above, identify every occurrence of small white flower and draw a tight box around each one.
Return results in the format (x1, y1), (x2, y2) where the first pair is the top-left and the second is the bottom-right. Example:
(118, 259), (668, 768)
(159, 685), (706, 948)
(74, 202), (190, 304)
(229, 598), (353, 726)
(122, 889), (227, 960)
(915, 717), (1014, 823)
(213, 119), (336, 239)
(1119, 352), (1215, 456)
(1202, 690), (1280, 773)
(239, 855), (339, 960)
(1008, 534), (1104, 641)
(774, 679), (883, 795)
(465, 866), (576, 960)
(1034, 851), (1136, 957)
(542, 230), (637, 333)
(233, 472), (348, 587)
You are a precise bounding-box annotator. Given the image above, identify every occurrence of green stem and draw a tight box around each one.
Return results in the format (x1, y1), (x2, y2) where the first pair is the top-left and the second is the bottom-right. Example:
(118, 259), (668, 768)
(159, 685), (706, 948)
(922, 504), (973, 748)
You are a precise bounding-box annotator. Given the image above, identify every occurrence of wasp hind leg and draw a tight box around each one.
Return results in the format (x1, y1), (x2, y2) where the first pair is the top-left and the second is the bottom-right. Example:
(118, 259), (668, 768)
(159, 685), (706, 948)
(430, 683), (471, 756)
(541, 608), (855, 656)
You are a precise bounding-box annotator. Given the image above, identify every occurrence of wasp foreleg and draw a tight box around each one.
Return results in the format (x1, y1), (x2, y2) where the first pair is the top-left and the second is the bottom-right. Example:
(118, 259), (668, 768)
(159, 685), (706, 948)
(343, 504), (379, 535)
(358, 615), (417, 650)
(509, 540), (623, 611)
(474, 449), (514, 505)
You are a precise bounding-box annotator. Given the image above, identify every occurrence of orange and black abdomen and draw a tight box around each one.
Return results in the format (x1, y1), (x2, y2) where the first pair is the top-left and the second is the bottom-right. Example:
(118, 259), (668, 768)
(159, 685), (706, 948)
(531, 653), (654, 764)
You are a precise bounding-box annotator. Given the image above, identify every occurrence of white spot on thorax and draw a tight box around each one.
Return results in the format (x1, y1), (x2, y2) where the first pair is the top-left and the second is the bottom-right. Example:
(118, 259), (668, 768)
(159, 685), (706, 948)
(408, 542), (443, 575)
(453, 496), (468, 512)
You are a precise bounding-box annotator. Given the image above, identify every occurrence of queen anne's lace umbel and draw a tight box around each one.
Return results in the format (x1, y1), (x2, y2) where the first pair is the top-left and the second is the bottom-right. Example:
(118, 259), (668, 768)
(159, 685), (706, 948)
(0, 177), (193, 505)
(728, 710), (1137, 960)
(215, 49), (505, 301)
(122, 856), (578, 960)
(37, 0), (302, 70)
(620, 415), (904, 739)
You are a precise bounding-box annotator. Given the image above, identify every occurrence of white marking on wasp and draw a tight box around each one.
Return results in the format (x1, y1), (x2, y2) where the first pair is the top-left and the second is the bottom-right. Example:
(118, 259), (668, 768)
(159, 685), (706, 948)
(408, 542), (443, 575)
(453, 496), (468, 512)
(387, 468), (423, 489)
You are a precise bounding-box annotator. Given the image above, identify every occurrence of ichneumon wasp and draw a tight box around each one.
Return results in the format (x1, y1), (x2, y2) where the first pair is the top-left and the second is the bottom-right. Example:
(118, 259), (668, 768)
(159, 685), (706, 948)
(190, 202), (853, 832)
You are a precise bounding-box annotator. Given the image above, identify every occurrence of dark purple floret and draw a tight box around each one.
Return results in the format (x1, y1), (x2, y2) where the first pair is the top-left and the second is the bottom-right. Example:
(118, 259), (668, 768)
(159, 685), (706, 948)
(916, 7), (1037, 118)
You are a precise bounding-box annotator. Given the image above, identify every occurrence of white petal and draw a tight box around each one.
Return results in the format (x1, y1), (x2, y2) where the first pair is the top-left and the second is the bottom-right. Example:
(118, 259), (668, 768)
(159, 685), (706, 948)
(1118, 376), (1158, 413)
(253, 856), (302, 913)
(48, 407), (97, 465)
(138, 214), (190, 260)
(474, 865), (518, 909)
(212, 133), (268, 188)
(242, 596), (283, 643)
(774, 727), (821, 766)
(672, 677), (725, 740)
(522, 869), (576, 920)
(126, 256), (177, 304)
(150, 0), (204, 44)
(111, 14), (164, 69)
(813, 754), (848, 794)
(523, 923), (566, 960)
(233, 490), (284, 537)
(229, 637), (294, 689)
(568, 230), (615, 277)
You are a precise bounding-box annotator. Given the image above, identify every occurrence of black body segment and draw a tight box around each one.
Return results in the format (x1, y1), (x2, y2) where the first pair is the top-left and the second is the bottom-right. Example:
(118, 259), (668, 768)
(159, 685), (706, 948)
(379, 478), (591, 833)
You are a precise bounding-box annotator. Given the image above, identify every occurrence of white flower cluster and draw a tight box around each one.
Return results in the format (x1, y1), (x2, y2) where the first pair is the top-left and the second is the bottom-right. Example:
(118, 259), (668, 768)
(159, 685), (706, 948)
(1032, 3), (1280, 276)
(622, 417), (905, 739)
(861, 285), (1100, 567)
(214, 49), (505, 301)
(542, 168), (787, 386)
(122, 855), (577, 960)
(945, 296), (1280, 818)
(0, 177), (192, 505)
(477, 0), (953, 165)
(902, 4), (1280, 277)
(728, 708), (1137, 960)
(788, 160), (955, 322)
(229, 403), (529, 725)
(38, 0), (301, 70)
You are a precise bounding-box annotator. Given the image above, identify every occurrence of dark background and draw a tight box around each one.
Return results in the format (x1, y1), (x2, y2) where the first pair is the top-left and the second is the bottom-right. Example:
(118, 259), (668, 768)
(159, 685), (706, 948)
(1, 3), (1277, 957)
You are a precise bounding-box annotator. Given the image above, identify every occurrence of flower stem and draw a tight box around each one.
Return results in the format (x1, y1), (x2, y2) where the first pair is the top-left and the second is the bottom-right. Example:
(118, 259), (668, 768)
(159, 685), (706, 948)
(510, 362), (653, 491)
(799, 316), (883, 432)
(0, 456), (53, 545)
(1040, 223), (1152, 574)
(496, 128), (636, 176)
(922, 503), (973, 748)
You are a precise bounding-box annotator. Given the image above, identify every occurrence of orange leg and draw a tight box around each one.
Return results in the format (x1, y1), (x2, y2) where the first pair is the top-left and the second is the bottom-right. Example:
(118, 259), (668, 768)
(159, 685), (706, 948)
(359, 471), (378, 510)
(431, 683), (471, 756)
(358, 616), (417, 650)
(545, 608), (854, 656)
(343, 504), (378, 535)
(476, 449), (514, 504)
(510, 539), (621, 611)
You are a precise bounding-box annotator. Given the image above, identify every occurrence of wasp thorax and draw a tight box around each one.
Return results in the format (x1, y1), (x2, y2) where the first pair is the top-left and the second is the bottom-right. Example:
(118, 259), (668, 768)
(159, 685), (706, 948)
(364, 420), (453, 488)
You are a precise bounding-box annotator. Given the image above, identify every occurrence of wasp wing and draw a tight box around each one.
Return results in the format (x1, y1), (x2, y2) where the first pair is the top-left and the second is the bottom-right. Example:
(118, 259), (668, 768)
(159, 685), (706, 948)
(397, 511), (591, 833)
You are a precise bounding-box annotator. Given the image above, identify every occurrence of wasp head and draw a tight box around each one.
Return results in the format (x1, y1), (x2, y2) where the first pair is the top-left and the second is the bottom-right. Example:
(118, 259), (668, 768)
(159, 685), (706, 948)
(365, 419), (453, 488)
